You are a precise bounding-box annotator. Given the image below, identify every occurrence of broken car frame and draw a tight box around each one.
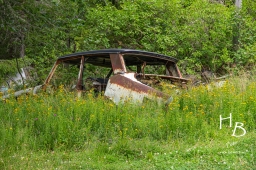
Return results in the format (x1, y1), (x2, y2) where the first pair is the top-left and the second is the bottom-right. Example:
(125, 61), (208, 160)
(3, 49), (190, 104)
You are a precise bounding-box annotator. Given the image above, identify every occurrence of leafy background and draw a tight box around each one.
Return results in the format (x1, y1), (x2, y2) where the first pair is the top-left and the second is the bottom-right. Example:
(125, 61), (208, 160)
(0, 0), (255, 83)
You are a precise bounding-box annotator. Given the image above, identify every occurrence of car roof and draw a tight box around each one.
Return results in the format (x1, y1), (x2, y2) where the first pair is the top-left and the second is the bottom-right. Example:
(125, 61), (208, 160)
(57, 49), (179, 67)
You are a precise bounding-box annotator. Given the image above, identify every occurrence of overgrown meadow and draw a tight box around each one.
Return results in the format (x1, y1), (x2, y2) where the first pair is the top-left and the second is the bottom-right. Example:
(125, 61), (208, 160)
(0, 75), (255, 169)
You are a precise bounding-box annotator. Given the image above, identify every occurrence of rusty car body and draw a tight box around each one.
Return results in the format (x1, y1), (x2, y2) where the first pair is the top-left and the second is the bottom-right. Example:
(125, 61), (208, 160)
(43, 49), (189, 104)
(3, 49), (190, 104)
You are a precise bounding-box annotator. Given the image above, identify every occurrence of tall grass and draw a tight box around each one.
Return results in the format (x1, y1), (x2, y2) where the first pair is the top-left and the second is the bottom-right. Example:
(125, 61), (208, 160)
(0, 75), (255, 157)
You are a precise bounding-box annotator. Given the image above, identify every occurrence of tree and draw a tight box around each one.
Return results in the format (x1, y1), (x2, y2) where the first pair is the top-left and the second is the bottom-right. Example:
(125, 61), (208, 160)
(1, 0), (255, 85)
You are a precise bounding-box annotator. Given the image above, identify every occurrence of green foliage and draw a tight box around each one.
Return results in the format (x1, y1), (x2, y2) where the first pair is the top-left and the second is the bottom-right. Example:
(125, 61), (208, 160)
(0, 60), (17, 81)
(179, 1), (235, 71)
(0, 0), (256, 82)
(78, 0), (252, 73)
(0, 58), (30, 84)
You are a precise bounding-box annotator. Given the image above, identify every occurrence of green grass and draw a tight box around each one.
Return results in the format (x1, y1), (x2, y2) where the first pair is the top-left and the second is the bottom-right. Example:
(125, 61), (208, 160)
(0, 74), (255, 169)
(0, 133), (255, 169)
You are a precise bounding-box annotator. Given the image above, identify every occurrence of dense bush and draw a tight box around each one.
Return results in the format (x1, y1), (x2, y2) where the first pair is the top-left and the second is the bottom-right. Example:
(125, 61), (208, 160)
(0, 0), (255, 82)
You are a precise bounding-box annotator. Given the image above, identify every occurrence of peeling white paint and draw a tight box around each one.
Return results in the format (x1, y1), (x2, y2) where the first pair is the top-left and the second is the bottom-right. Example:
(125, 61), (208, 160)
(104, 73), (163, 104)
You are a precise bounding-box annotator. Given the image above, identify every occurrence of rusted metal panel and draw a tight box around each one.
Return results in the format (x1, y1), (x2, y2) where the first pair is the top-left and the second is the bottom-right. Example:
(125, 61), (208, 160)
(76, 56), (90, 97)
(76, 56), (85, 91)
(175, 63), (183, 78)
(110, 53), (127, 74)
(143, 74), (190, 83)
(104, 73), (168, 104)
(43, 60), (60, 89)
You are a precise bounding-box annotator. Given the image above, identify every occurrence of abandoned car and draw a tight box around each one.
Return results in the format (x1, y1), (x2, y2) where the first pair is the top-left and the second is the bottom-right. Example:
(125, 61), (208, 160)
(3, 49), (190, 104)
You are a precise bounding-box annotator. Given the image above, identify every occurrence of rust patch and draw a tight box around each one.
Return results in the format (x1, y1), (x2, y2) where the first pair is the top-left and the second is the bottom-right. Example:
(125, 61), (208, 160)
(143, 74), (190, 83)
(110, 53), (127, 74)
(43, 60), (60, 89)
(76, 56), (85, 90)
(109, 74), (165, 98)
